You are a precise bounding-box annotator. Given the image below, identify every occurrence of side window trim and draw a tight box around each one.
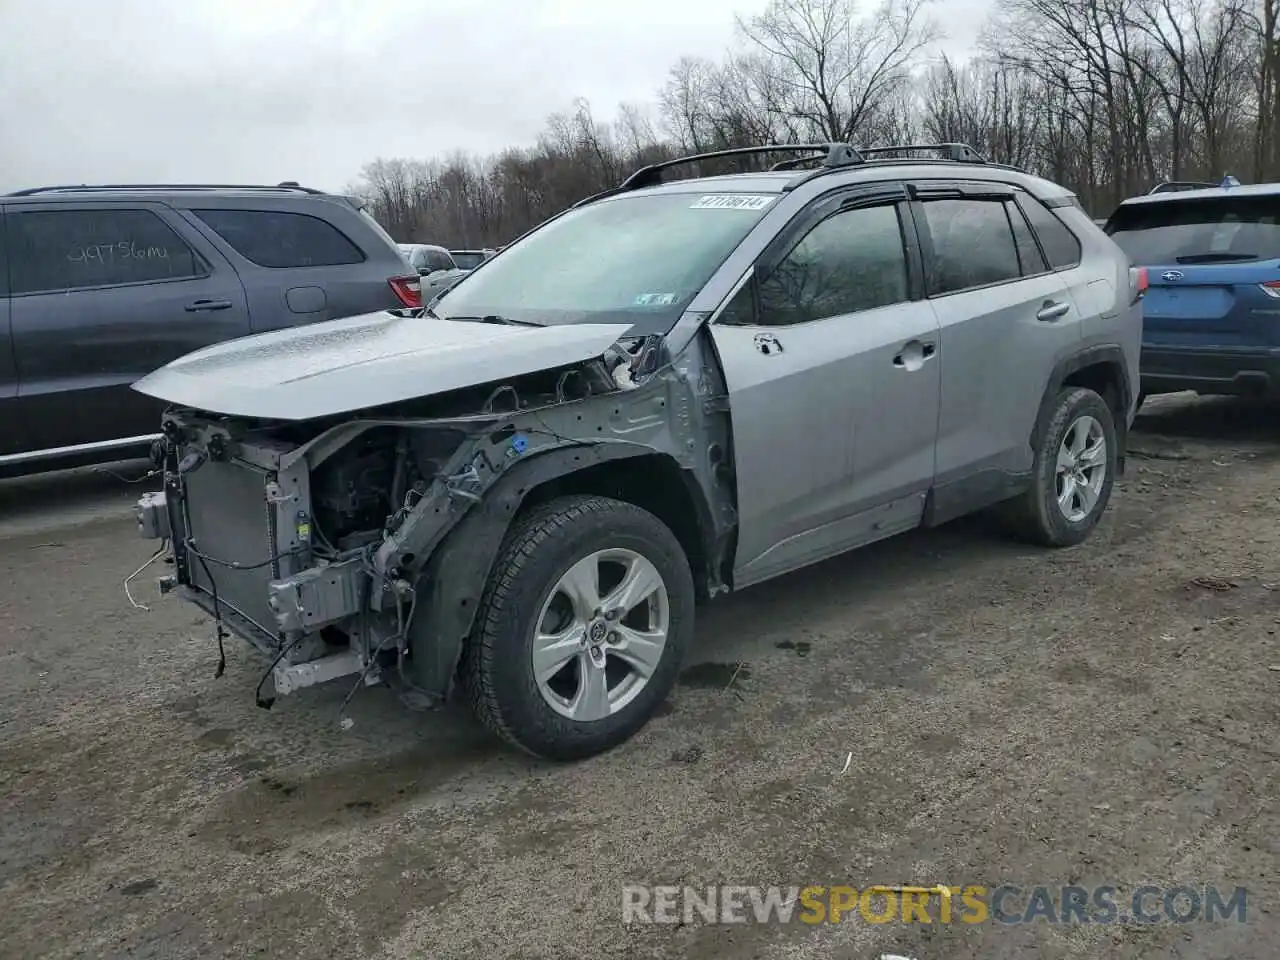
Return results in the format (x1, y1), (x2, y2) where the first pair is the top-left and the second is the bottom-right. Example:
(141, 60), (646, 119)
(1003, 199), (1051, 279)
(910, 179), (1017, 203)
(6, 205), (210, 297)
(0, 207), (8, 298)
(895, 199), (927, 301)
(910, 193), (1026, 299)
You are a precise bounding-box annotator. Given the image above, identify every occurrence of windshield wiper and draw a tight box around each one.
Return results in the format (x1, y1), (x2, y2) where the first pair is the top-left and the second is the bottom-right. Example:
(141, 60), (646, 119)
(442, 314), (542, 327)
(1175, 252), (1258, 263)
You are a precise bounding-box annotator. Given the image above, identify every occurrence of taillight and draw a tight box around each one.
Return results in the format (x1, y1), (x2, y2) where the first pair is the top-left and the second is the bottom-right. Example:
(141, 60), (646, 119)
(1130, 266), (1149, 302)
(388, 275), (422, 308)
(1260, 281), (1280, 299)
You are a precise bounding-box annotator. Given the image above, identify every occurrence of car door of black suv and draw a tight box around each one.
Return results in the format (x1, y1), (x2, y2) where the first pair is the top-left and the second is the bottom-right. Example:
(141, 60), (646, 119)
(6, 200), (252, 451)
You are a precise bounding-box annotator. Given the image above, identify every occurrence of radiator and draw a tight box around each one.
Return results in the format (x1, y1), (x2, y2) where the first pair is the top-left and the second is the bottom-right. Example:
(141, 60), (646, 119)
(182, 458), (282, 642)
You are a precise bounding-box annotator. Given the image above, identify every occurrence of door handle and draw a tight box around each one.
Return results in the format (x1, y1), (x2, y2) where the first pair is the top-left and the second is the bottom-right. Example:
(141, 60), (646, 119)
(753, 332), (783, 355)
(1037, 300), (1071, 322)
(893, 339), (936, 370)
(185, 299), (233, 312)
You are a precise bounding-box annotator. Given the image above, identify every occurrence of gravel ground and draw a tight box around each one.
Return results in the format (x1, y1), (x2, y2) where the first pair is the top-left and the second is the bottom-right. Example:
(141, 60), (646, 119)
(0, 394), (1277, 960)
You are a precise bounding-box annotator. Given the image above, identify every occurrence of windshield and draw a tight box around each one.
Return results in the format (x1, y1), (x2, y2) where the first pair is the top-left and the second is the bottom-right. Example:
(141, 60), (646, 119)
(451, 251), (486, 270)
(434, 191), (776, 333)
(1107, 196), (1280, 265)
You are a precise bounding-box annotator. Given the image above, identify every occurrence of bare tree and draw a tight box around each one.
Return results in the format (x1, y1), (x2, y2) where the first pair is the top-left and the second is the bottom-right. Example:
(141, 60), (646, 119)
(356, 0), (1280, 243)
(735, 0), (940, 142)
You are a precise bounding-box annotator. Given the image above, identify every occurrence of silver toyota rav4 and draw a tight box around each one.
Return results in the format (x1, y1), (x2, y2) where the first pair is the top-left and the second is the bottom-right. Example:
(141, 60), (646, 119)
(133, 143), (1145, 761)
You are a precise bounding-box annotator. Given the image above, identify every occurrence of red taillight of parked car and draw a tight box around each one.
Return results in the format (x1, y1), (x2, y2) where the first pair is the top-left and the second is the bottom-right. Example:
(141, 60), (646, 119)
(1260, 280), (1280, 299)
(388, 275), (423, 308)
(1130, 266), (1149, 302)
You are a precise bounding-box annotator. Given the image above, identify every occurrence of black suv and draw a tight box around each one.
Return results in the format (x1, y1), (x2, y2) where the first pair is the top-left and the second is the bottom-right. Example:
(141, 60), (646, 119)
(0, 183), (422, 474)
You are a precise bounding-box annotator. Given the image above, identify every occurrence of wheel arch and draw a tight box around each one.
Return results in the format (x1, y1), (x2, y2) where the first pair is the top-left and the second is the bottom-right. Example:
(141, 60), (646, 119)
(406, 444), (716, 702)
(1032, 345), (1132, 475)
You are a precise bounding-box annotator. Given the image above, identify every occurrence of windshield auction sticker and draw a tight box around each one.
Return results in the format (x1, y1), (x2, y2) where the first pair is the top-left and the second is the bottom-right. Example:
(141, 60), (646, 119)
(690, 194), (774, 210)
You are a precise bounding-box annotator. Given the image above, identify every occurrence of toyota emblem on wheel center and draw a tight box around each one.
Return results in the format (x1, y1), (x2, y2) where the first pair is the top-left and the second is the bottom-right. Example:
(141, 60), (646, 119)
(1162, 270), (1185, 281)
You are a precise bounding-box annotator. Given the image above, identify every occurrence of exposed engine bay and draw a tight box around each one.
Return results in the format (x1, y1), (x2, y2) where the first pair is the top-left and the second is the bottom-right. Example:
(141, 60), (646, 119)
(133, 331), (736, 712)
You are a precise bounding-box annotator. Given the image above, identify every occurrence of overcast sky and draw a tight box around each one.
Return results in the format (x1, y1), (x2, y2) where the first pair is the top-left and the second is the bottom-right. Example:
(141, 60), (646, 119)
(0, 0), (993, 194)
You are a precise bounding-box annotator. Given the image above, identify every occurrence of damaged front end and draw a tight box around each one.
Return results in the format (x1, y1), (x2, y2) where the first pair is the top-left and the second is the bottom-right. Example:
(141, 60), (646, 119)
(133, 329), (735, 711)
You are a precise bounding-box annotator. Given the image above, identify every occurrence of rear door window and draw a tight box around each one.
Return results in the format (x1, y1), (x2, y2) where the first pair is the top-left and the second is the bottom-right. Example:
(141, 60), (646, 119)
(8, 208), (205, 295)
(192, 208), (365, 268)
(1105, 196), (1280, 266)
(920, 198), (1022, 295)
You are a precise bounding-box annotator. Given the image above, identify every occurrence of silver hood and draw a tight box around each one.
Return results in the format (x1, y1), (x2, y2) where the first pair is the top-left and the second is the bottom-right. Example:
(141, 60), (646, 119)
(132, 310), (633, 421)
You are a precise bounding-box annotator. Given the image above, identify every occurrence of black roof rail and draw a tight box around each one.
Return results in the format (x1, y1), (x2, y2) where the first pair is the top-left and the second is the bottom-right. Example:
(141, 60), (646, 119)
(769, 152), (828, 171)
(571, 140), (999, 206)
(619, 143), (863, 190)
(5, 182), (327, 197)
(573, 143), (864, 207)
(781, 141), (1004, 191)
(855, 142), (988, 163)
(1147, 180), (1219, 195)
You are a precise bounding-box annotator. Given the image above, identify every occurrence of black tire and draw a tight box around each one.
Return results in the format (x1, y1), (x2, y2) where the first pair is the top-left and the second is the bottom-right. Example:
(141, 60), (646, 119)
(1001, 387), (1117, 547)
(462, 494), (695, 761)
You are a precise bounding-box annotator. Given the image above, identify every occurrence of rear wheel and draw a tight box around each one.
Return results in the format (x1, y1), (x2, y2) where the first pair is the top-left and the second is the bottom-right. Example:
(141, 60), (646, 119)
(462, 495), (695, 760)
(1001, 387), (1117, 547)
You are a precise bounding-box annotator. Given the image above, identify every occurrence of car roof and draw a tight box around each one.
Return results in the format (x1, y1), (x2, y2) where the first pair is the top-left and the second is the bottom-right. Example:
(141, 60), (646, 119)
(592, 163), (1074, 205)
(1116, 182), (1280, 208)
(1, 183), (344, 206)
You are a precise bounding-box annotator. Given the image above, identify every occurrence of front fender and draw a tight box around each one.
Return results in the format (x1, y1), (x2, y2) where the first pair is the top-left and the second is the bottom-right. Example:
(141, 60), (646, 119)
(405, 443), (659, 701)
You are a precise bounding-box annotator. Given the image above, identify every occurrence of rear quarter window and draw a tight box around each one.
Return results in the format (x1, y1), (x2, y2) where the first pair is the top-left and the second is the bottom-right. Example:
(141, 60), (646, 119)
(1016, 194), (1083, 269)
(192, 208), (365, 268)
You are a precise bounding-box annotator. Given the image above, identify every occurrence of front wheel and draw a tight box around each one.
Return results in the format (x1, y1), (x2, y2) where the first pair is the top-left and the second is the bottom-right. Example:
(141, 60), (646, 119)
(462, 495), (695, 761)
(1001, 386), (1117, 547)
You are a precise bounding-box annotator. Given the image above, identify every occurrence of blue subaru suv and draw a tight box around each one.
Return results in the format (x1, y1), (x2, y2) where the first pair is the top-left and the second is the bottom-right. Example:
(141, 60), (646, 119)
(1104, 178), (1280, 402)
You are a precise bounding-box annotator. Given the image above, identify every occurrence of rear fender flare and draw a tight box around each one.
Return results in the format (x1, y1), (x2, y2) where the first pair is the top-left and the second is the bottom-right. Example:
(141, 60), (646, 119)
(406, 443), (659, 701)
(1032, 344), (1132, 466)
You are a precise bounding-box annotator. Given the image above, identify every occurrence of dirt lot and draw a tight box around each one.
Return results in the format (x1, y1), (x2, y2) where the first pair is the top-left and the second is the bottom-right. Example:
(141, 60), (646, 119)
(1, 395), (1277, 960)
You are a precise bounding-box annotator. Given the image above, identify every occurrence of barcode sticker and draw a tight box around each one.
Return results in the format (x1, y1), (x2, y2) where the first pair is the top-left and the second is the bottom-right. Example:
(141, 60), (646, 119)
(690, 194), (774, 210)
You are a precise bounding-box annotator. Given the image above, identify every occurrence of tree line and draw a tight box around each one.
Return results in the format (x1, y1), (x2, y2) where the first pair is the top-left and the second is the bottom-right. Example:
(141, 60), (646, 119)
(352, 0), (1280, 247)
